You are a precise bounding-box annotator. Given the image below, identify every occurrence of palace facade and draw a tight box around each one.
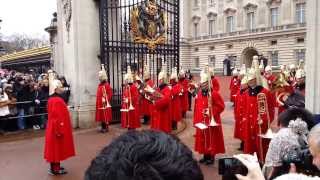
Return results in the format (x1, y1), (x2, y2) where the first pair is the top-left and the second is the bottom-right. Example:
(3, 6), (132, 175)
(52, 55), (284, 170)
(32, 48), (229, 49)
(180, 0), (306, 74)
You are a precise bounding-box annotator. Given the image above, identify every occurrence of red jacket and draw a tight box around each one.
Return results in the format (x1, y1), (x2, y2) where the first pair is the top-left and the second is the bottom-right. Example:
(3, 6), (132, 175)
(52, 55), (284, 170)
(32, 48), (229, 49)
(229, 76), (241, 102)
(170, 82), (183, 122)
(193, 90), (225, 155)
(121, 84), (141, 129)
(179, 78), (189, 112)
(44, 95), (75, 162)
(243, 86), (275, 162)
(151, 85), (172, 133)
(234, 89), (248, 141)
(95, 82), (112, 123)
(211, 77), (220, 91)
(141, 79), (154, 116)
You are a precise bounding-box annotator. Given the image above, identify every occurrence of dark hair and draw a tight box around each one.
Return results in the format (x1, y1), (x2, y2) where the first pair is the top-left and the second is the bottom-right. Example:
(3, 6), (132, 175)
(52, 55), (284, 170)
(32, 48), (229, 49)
(85, 130), (203, 180)
(58, 76), (68, 87)
(278, 107), (315, 130)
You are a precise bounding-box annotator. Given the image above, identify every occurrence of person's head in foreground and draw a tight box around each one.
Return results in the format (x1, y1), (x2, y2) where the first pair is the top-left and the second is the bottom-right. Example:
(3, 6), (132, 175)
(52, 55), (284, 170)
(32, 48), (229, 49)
(234, 124), (320, 180)
(85, 130), (204, 180)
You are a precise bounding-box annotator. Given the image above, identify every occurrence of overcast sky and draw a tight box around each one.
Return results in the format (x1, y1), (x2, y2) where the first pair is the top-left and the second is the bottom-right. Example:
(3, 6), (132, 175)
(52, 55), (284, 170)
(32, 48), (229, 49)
(0, 0), (57, 39)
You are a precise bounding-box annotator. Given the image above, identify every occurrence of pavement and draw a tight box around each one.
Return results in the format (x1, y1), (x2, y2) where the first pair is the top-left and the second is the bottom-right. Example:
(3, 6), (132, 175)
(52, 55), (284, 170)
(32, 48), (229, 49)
(0, 77), (239, 180)
(0, 102), (240, 180)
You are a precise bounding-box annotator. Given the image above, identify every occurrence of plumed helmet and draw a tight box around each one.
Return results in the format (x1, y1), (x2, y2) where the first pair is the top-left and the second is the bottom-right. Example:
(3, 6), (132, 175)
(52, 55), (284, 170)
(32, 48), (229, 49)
(247, 68), (256, 81)
(239, 64), (247, 76)
(295, 69), (306, 79)
(265, 65), (272, 72)
(170, 67), (178, 80)
(124, 66), (134, 83)
(48, 70), (62, 95)
(232, 68), (239, 76)
(158, 69), (168, 83)
(208, 66), (215, 77)
(259, 59), (264, 71)
(179, 68), (186, 78)
(289, 64), (296, 70)
(143, 65), (151, 80)
(241, 75), (249, 85)
(200, 66), (209, 83)
(99, 64), (108, 81)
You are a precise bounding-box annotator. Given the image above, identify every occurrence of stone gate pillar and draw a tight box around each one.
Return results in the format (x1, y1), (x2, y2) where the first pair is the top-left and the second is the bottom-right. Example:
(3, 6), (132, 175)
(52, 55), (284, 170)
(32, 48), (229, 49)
(305, 0), (320, 122)
(54, 0), (101, 128)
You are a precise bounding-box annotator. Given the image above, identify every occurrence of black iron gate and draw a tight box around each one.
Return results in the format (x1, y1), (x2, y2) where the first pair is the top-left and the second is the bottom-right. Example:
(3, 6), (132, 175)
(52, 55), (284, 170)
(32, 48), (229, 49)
(99, 0), (180, 121)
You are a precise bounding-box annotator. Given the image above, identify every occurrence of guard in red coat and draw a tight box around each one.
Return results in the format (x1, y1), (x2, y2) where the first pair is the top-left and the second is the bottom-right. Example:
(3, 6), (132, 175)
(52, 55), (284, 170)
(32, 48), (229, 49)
(243, 57), (275, 162)
(95, 64), (112, 133)
(294, 68), (306, 96)
(234, 75), (249, 151)
(141, 67), (154, 124)
(264, 65), (276, 89)
(193, 68), (225, 165)
(208, 67), (220, 91)
(44, 71), (75, 175)
(229, 69), (241, 104)
(149, 70), (172, 133)
(121, 66), (141, 130)
(169, 68), (183, 130)
(178, 69), (189, 117)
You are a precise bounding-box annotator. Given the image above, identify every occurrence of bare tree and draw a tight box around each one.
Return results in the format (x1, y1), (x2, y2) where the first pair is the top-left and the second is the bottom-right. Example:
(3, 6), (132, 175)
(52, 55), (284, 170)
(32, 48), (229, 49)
(2, 33), (49, 53)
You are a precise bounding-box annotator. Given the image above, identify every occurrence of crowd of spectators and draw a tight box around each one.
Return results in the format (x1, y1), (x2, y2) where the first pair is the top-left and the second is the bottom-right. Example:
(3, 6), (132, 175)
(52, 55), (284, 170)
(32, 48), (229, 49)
(0, 70), (70, 133)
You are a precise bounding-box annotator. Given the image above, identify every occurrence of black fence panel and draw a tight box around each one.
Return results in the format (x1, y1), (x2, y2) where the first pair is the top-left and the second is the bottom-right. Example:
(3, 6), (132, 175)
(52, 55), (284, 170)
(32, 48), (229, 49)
(99, 0), (180, 122)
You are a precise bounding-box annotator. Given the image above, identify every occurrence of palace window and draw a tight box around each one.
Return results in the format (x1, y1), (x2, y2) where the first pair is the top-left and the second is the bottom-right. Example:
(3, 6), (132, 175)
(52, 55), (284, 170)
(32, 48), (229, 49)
(296, 3), (306, 24)
(195, 57), (200, 68)
(194, 23), (199, 37)
(209, 56), (216, 67)
(295, 49), (306, 63)
(208, 0), (215, 6)
(194, 0), (200, 7)
(247, 12), (255, 30)
(208, 19), (215, 35)
(270, 8), (279, 27)
(226, 16), (235, 32)
(270, 51), (279, 66)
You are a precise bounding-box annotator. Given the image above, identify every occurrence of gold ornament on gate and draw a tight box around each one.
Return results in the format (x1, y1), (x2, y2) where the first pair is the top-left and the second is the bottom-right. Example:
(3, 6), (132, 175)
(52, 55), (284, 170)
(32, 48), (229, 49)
(130, 0), (167, 50)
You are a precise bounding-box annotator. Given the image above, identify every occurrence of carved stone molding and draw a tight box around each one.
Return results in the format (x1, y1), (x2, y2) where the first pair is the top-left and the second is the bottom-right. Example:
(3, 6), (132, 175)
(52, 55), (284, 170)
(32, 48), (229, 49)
(207, 11), (218, 20)
(224, 7), (237, 15)
(266, 0), (281, 6)
(192, 15), (201, 23)
(61, 0), (72, 42)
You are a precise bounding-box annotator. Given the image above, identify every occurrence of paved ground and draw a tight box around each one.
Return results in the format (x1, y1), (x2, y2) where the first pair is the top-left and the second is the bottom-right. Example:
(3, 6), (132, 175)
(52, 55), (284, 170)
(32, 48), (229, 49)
(0, 77), (238, 180)
(0, 102), (240, 180)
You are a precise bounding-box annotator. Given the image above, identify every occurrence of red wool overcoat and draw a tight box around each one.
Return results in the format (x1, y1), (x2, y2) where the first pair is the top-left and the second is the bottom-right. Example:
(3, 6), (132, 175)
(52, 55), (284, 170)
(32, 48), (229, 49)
(265, 74), (276, 89)
(121, 84), (141, 129)
(151, 85), (172, 133)
(179, 78), (189, 113)
(141, 79), (154, 117)
(229, 76), (241, 102)
(95, 82), (112, 123)
(44, 94), (75, 163)
(234, 89), (248, 141)
(193, 90), (226, 156)
(243, 86), (275, 162)
(211, 77), (220, 92)
(170, 82), (183, 122)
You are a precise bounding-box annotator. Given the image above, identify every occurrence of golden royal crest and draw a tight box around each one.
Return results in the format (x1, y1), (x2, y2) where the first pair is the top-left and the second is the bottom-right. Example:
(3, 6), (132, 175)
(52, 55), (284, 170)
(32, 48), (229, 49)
(131, 0), (167, 50)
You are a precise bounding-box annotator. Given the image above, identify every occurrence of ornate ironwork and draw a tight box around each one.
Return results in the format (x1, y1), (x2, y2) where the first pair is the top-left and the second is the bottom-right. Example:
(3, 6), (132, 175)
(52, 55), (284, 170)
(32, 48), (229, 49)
(130, 0), (167, 50)
(99, 0), (180, 122)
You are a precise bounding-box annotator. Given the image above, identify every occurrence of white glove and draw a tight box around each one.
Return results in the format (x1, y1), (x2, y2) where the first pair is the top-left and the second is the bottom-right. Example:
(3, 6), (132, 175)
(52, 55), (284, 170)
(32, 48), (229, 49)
(233, 154), (265, 180)
(35, 99), (40, 104)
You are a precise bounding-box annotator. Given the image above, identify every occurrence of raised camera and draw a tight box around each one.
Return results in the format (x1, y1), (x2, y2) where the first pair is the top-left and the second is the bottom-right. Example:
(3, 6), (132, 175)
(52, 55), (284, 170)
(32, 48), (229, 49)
(218, 158), (248, 180)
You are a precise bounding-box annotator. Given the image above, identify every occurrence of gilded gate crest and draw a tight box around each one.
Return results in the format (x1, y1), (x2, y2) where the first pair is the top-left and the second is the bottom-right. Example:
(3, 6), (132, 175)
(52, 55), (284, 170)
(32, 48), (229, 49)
(131, 0), (167, 50)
